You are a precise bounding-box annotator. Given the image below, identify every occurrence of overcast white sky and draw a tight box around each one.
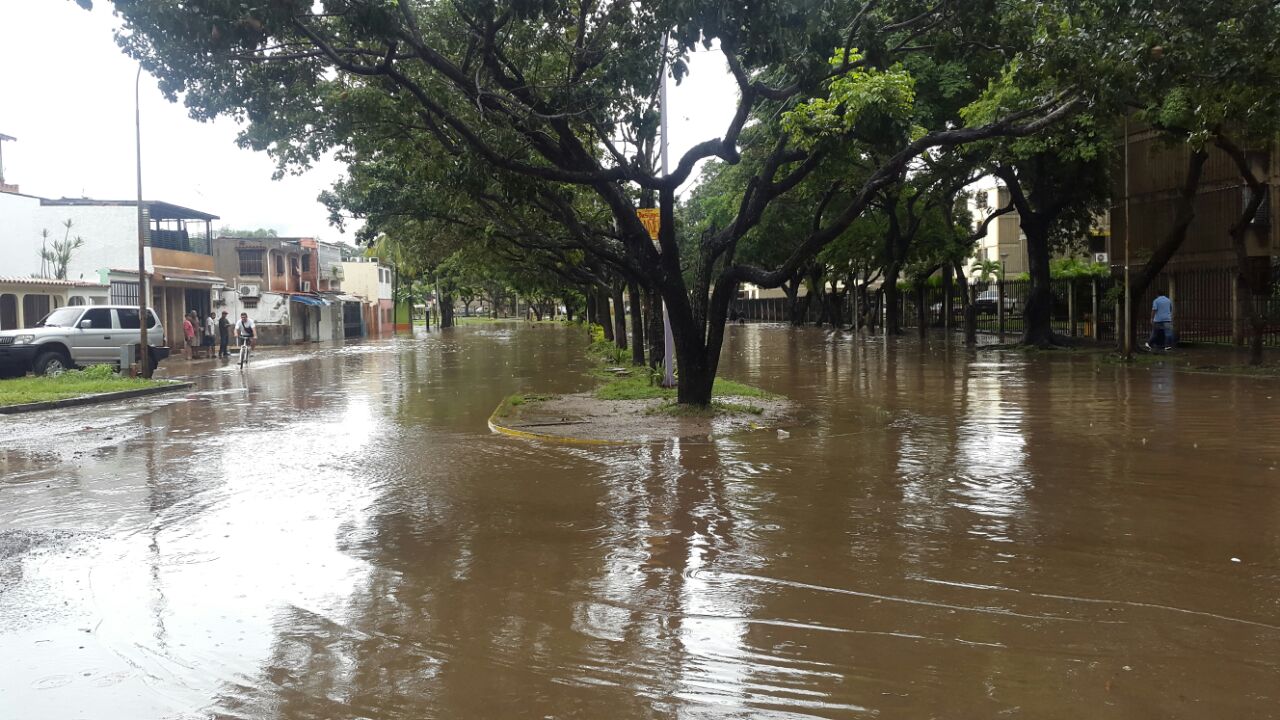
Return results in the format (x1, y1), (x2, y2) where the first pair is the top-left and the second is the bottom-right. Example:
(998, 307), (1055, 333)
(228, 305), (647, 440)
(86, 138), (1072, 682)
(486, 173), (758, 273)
(0, 1), (737, 244)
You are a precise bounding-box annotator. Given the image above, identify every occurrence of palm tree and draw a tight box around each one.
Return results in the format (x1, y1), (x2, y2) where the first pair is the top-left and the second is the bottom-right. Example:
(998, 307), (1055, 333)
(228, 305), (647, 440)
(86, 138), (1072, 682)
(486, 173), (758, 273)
(39, 219), (86, 280)
(970, 259), (1002, 286)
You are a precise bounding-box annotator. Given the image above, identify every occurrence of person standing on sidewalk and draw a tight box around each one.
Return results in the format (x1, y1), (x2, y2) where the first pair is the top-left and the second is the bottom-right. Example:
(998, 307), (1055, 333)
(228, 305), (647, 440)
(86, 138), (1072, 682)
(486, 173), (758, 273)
(204, 312), (217, 354)
(217, 310), (231, 357)
(1146, 290), (1175, 350)
(182, 313), (197, 359)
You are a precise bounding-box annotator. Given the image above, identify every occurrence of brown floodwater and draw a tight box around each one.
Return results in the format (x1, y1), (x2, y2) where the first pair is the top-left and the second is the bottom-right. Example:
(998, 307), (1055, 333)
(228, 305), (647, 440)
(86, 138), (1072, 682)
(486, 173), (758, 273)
(2, 323), (1278, 719)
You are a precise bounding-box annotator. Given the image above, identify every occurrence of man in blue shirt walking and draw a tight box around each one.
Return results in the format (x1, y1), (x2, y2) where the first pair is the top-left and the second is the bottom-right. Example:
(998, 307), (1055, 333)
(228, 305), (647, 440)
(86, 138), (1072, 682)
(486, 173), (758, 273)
(1146, 290), (1174, 350)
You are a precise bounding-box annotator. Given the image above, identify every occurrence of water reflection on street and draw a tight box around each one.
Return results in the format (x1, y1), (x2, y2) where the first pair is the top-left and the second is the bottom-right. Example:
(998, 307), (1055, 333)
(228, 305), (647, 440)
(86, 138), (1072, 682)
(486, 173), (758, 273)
(2, 323), (1277, 718)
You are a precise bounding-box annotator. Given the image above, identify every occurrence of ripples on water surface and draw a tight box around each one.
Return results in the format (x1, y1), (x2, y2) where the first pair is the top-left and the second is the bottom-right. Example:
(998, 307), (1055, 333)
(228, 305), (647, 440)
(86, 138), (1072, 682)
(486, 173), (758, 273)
(1, 323), (1278, 718)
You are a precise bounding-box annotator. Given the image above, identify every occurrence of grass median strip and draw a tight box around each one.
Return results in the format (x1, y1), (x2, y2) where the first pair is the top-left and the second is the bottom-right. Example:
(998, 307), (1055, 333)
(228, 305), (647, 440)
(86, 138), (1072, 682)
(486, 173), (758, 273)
(0, 365), (175, 407)
(594, 374), (776, 402)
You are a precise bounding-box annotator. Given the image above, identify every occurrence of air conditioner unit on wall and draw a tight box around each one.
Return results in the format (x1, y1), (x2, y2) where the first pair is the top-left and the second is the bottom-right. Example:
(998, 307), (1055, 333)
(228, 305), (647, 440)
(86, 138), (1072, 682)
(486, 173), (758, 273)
(1094, 253), (1109, 264)
(238, 283), (260, 298)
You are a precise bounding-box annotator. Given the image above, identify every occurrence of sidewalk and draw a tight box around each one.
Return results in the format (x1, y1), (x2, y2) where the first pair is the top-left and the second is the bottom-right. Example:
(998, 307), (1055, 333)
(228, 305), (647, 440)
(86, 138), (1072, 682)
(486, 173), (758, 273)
(152, 339), (365, 380)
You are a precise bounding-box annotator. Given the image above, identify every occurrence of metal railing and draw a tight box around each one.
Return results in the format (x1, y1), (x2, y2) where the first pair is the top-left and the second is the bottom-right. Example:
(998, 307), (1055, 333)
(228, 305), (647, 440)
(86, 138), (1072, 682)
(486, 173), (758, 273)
(731, 263), (1280, 348)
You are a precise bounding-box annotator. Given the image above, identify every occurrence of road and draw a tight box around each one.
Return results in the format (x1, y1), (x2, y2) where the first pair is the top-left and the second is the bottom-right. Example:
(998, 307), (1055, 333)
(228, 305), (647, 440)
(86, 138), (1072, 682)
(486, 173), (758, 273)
(3, 324), (1279, 718)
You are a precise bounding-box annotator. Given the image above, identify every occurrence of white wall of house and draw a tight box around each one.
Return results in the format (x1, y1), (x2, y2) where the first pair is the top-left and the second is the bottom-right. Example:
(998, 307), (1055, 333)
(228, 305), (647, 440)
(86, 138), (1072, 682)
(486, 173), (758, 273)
(0, 192), (45, 277)
(317, 242), (345, 291)
(0, 195), (144, 282)
(340, 260), (394, 302)
(48, 205), (141, 282)
(317, 304), (336, 341)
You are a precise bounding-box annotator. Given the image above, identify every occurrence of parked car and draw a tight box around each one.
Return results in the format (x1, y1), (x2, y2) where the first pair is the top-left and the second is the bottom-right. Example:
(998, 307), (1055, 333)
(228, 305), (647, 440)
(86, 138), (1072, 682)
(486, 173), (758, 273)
(974, 290), (1018, 315)
(0, 305), (169, 378)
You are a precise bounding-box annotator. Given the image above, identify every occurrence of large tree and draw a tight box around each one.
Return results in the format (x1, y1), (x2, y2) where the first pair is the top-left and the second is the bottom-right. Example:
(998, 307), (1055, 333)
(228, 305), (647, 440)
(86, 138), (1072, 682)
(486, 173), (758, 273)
(106, 0), (1078, 404)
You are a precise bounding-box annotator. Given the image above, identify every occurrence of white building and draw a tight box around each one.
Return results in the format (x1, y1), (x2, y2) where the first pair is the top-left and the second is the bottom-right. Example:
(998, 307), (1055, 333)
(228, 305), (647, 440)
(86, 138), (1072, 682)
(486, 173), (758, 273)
(0, 190), (221, 343)
(966, 178), (1028, 278)
(340, 259), (396, 335)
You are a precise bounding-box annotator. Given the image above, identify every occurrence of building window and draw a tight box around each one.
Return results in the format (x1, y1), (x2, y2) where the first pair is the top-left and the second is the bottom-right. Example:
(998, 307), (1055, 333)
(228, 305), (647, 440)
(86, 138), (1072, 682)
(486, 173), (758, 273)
(238, 249), (265, 276)
(242, 297), (259, 309)
(110, 281), (139, 305)
(275, 255), (285, 276)
(301, 253), (311, 272)
(975, 191), (989, 209)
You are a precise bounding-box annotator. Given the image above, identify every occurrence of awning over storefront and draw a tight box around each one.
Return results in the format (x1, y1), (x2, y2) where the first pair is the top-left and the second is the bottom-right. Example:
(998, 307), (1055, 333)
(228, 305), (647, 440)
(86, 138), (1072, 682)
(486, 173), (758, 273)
(289, 294), (329, 307)
(155, 270), (226, 287)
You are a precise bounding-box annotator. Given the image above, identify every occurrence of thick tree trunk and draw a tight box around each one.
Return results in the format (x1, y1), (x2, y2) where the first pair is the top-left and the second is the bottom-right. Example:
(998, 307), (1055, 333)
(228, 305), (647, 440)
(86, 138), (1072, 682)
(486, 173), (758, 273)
(1021, 220), (1055, 346)
(884, 263), (902, 335)
(828, 282), (844, 329)
(676, 348), (715, 406)
(782, 280), (800, 324)
(440, 292), (455, 328)
(611, 284), (628, 351)
(628, 282), (645, 365)
(646, 286), (664, 369)
(598, 288), (614, 341)
(584, 290), (597, 326)
(1216, 136), (1268, 365)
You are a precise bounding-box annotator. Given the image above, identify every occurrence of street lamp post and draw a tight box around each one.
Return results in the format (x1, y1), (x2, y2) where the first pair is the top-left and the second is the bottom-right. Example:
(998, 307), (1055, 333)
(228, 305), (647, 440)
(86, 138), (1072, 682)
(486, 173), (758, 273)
(135, 65), (152, 378)
(657, 35), (676, 388)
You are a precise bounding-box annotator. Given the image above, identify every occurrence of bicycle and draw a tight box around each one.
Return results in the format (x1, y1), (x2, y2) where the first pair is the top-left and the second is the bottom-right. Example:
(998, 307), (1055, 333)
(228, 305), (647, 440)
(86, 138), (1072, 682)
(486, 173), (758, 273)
(237, 337), (253, 368)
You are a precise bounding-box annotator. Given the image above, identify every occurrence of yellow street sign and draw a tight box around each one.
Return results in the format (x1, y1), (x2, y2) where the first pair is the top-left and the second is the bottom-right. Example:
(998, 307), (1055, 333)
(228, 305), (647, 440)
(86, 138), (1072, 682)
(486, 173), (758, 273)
(636, 208), (660, 241)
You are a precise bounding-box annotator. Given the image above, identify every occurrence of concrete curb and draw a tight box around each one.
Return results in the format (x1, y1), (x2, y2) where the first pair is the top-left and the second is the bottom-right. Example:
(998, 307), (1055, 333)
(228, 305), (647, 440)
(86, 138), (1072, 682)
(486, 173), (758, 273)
(0, 381), (196, 415)
(486, 405), (632, 446)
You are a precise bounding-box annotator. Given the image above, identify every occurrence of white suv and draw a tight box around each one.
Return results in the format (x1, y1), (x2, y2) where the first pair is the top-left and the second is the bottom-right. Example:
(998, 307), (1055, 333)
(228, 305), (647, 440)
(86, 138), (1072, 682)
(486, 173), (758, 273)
(0, 305), (168, 377)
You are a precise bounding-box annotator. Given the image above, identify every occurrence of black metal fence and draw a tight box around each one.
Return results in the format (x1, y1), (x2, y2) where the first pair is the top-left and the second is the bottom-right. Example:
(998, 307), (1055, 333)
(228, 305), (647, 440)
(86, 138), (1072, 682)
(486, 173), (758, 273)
(732, 263), (1280, 348)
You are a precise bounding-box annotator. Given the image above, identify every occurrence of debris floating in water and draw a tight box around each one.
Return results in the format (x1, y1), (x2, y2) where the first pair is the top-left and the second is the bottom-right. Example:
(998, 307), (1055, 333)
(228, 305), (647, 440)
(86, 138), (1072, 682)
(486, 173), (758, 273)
(776, 429), (790, 439)
(1231, 557), (1242, 563)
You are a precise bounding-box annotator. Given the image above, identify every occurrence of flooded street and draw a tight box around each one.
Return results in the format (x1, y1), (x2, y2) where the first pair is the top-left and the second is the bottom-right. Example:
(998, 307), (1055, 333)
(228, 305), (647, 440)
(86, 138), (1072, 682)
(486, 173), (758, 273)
(2, 322), (1278, 719)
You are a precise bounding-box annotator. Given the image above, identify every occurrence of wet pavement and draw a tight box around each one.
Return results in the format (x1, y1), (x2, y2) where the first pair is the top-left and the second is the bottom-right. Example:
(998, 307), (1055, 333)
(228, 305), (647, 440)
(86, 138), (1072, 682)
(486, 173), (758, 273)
(2, 322), (1278, 719)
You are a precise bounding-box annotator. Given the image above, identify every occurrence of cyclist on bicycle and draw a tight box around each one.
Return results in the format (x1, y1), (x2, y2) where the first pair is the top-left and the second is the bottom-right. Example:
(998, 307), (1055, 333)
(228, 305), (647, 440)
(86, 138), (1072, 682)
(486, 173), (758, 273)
(233, 312), (256, 349)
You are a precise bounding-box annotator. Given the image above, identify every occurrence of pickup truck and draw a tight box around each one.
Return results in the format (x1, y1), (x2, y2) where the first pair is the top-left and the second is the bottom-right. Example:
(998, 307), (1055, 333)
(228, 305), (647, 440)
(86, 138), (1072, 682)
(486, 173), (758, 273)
(0, 305), (169, 377)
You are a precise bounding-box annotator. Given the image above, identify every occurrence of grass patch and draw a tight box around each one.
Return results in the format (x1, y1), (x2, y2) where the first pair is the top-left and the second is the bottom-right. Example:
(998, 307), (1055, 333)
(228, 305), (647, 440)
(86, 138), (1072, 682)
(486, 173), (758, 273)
(585, 322), (778, 402)
(595, 374), (776, 402)
(1100, 351), (1280, 377)
(0, 364), (168, 407)
(495, 392), (552, 417)
(456, 316), (515, 325)
(649, 400), (766, 417)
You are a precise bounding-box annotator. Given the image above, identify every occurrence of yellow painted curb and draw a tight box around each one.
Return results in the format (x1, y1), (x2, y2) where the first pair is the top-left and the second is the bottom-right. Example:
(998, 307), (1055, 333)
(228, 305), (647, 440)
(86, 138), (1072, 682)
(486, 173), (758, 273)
(487, 405), (633, 446)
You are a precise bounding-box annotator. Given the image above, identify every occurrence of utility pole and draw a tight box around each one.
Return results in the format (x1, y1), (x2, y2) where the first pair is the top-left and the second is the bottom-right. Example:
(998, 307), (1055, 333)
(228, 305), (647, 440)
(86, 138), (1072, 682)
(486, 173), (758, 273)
(658, 35), (676, 388)
(135, 65), (152, 378)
